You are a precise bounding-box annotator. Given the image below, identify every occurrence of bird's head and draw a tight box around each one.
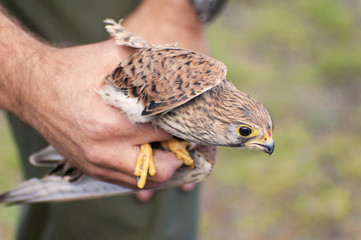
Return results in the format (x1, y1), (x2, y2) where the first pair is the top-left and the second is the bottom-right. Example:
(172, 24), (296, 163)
(215, 87), (274, 155)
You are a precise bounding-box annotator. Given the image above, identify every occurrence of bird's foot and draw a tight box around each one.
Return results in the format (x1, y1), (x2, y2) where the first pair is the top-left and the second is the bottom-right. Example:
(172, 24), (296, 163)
(161, 138), (194, 168)
(134, 143), (156, 189)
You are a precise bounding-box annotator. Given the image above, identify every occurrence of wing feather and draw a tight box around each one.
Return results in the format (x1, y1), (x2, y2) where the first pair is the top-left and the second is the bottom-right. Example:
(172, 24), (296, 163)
(107, 48), (227, 116)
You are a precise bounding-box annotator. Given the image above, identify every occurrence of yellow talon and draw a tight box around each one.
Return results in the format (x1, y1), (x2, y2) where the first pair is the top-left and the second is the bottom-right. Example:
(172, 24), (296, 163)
(134, 143), (155, 189)
(161, 138), (194, 168)
(134, 139), (193, 189)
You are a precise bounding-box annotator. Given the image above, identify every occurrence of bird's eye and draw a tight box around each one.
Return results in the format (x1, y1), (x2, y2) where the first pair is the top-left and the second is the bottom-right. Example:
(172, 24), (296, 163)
(238, 125), (253, 137)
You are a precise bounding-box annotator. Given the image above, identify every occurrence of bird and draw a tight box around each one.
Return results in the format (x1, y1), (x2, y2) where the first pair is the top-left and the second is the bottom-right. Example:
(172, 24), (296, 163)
(100, 19), (274, 189)
(0, 19), (274, 204)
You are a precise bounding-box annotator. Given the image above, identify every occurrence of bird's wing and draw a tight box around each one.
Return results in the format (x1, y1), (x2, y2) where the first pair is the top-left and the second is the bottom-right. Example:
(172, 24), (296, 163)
(0, 145), (215, 204)
(107, 48), (227, 116)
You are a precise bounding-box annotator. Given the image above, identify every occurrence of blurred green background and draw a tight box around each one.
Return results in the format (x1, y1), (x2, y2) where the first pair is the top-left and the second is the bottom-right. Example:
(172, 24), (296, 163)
(1, 0), (361, 239)
(0, 113), (20, 240)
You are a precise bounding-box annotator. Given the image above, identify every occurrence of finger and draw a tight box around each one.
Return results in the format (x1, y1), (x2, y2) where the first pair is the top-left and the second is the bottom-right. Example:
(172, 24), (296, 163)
(180, 183), (196, 192)
(131, 123), (173, 144)
(86, 148), (180, 188)
(91, 107), (171, 143)
(145, 149), (183, 183)
(89, 143), (182, 183)
(84, 142), (139, 174)
(89, 166), (165, 190)
(136, 190), (155, 202)
(83, 165), (139, 189)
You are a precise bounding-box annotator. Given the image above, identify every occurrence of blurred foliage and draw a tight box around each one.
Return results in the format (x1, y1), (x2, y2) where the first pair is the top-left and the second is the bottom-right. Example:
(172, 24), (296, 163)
(201, 0), (361, 239)
(0, 112), (20, 240)
(1, 0), (361, 239)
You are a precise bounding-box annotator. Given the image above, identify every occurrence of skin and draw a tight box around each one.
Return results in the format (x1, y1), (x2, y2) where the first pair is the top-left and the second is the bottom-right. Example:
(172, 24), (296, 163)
(0, 0), (205, 201)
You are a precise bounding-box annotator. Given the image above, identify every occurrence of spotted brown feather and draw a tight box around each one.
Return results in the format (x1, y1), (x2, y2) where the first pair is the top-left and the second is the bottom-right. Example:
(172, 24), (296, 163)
(107, 48), (227, 116)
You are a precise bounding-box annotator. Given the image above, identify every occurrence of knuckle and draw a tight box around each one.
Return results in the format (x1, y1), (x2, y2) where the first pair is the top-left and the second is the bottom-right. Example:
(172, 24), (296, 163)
(82, 115), (121, 140)
(88, 122), (119, 139)
(83, 145), (108, 166)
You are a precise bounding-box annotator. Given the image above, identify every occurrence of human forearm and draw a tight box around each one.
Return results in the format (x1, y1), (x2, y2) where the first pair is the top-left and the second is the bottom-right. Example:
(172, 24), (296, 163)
(0, 7), (47, 116)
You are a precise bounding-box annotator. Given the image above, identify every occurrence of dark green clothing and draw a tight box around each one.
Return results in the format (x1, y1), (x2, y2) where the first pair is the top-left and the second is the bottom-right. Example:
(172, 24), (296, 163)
(2, 1), (200, 239)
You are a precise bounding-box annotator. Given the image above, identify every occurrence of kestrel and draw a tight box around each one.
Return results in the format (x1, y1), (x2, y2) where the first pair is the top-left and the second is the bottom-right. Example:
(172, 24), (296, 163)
(0, 19), (274, 203)
(100, 19), (274, 189)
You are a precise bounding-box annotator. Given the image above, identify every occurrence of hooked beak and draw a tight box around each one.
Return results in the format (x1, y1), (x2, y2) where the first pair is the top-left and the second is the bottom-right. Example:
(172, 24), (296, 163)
(245, 137), (275, 155)
(261, 139), (275, 155)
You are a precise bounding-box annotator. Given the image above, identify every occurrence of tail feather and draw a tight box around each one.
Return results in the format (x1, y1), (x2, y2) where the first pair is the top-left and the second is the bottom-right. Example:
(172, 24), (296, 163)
(104, 19), (152, 49)
(104, 19), (177, 49)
